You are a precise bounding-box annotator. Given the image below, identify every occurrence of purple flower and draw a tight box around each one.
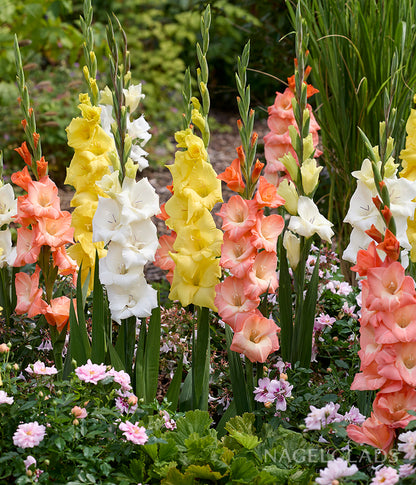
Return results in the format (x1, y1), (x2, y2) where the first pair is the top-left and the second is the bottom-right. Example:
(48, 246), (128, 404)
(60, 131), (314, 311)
(304, 402), (343, 431)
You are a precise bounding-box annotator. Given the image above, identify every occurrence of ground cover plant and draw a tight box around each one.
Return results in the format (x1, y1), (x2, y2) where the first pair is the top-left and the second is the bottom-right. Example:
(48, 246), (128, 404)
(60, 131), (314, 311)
(2, 1), (416, 484)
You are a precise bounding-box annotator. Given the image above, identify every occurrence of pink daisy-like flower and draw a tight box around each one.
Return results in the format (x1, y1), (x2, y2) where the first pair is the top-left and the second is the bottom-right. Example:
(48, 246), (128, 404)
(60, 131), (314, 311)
(0, 390), (14, 405)
(13, 421), (46, 448)
(398, 430), (416, 460)
(25, 360), (58, 376)
(75, 359), (108, 384)
(314, 313), (336, 332)
(399, 464), (415, 478)
(370, 466), (399, 485)
(315, 458), (358, 485)
(119, 421), (148, 445)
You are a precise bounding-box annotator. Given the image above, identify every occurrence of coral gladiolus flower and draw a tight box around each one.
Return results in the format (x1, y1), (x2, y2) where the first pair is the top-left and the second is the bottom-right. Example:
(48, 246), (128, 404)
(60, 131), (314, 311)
(366, 262), (416, 312)
(378, 305), (416, 342)
(35, 212), (74, 249)
(214, 277), (260, 330)
(346, 413), (395, 455)
(350, 241), (385, 277)
(19, 177), (61, 220)
(217, 195), (258, 241)
(254, 176), (285, 208)
(230, 313), (279, 363)
(44, 296), (72, 333)
(217, 157), (245, 193)
(244, 251), (278, 299)
(373, 386), (416, 428)
(14, 227), (41, 266)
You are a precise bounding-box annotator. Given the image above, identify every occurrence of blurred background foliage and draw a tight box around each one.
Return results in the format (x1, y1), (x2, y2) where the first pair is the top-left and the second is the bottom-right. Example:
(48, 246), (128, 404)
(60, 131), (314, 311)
(0, 0), (293, 184)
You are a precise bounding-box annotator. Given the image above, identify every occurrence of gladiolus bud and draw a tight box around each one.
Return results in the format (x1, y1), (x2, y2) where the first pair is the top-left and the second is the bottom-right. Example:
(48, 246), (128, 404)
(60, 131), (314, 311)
(280, 153), (299, 183)
(251, 160), (264, 183)
(301, 158), (322, 195)
(276, 180), (298, 215)
(283, 230), (301, 270)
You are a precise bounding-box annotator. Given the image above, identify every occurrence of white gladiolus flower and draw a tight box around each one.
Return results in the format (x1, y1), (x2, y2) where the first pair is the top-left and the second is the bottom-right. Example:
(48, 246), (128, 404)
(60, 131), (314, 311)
(117, 177), (160, 223)
(288, 196), (334, 242)
(107, 279), (157, 323)
(92, 197), (123, 245)
(0, 184), (17, 226)
(123, 84), (145, 114)
(0, 229), (13, 268)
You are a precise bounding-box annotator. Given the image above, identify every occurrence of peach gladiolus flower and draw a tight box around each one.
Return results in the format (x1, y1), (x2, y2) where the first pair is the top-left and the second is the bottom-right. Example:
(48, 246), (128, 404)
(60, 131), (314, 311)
(19, 177), (61, 220)
(44, 296), (72, 333)
(378, 305), (416, 342)
(351, 361), (387, 391)
(154, 233), (176, 284)
(243, 251), (278, 299)
(15, 266), (47, 318)
(346, 413), (395, 455)
(366, 262), (416, 312)
(14, 227), (41, 266)
(214, 277), (260, 331)
(35, 212), (74, 249)
(217, 157), (245, 194)
(220, 234), (257, 278)
(379, 342), (416, 388)
(250, 213), (284, 252)
(230, 313), (279, 363)
(373, 387), (416, 428)
(357, 325), (381, 368)
(217, 195), (257, 241)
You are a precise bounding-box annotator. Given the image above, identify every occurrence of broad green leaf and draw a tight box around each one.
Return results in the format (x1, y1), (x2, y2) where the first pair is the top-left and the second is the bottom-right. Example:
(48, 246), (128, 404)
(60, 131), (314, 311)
(91, 252), (107, 363)
(185, 464), (224, 480)
(165, 355), (183, 412)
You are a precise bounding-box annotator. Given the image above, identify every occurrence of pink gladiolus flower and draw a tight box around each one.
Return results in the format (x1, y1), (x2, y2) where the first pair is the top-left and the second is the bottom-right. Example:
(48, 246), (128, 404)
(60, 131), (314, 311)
(378, 305), (416, 342)
(230, 313), (279, 363)
(13, 421), (46, 449)
(378, 341), (416, 387)
(357, 325), (381, 368)
(350, 361), (387, 391)
(71, 406), (88, 419)
(220, 234), (257, 278)
(52, 246), (78, 280)
(44, 296), (72, 333)
(366, 262), (416, 312)
(216, 195), (258, 241)
(373, 386), (416, 428)
(14, 266), (47, 318)
(14, 227), (41, 266)
(25, 361), (58, 376)
(119, 421), (148, 445)
(75, 359), (107, 384)
(18, 176), (61, 220)
(346, 413), (395, 455)
(243, 251), (278, 299)
(250, 213), (284, 252)
(214, 277), (260, 331)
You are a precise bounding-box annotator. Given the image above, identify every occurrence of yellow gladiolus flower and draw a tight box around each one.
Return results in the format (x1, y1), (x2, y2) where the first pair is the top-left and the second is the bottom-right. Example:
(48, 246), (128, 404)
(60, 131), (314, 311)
(301, 158), (322, 196)
(400, 107), (416, 181)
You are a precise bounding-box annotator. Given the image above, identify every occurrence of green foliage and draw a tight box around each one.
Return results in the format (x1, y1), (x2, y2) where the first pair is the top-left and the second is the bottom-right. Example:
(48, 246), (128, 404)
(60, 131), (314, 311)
(294, 0), (416, 247)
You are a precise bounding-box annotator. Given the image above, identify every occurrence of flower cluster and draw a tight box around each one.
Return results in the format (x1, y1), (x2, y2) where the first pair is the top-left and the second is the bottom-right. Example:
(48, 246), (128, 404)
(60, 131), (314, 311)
(215, 149), (284, 362)
(253, 376), (293, 411)
(12, 149), (77, 332)
(92, 171), (159, 322)
(263, 68), (321, 188)
(162, 129), (223, 310)
(304, 402), (365, 431)
(343, 156), (416, 264)
(346, 234), (416, 454)
(65, 94), (114, 291)
(315, 458), (358, 485)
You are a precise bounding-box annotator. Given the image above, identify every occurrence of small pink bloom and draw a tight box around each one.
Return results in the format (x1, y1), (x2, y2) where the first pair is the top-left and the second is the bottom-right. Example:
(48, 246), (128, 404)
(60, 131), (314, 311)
(0, 390), (14, 405)
(75, 359), (107, 384)
(108, 368), (132, 391)
(230, 313), (279, 363)
(370, 466), (399, 485)
(346, 413), (395, 455)
(25, 361), (58, 376)
(13, 421), (46, 449)
(119, 421), (148, 445)
(71, 406), (88, 419)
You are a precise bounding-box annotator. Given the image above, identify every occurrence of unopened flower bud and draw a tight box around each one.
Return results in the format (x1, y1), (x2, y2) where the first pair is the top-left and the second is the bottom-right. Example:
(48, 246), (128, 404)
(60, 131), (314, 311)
(26, 470), (33, 478)
(327, 367), (332, 373)
(280, 373), (288, 381)
(73, 419), (79, 426)
(333, 336), (338, 342)
(128, 395), (138, 406)
(13, 363), (18, 370)
(0, 343), (9, 353)
(264, 401), (273, 409)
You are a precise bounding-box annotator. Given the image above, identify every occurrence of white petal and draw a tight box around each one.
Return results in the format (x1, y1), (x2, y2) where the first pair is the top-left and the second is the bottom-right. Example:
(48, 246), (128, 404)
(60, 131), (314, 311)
(92, 197), (123, 245)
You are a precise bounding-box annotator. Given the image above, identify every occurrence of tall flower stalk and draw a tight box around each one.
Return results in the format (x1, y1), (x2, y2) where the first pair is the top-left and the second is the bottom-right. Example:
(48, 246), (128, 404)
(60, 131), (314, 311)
(276, 6), (333, 367)
(12, 38), (77, 370)
(215, 42), (284, 414)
